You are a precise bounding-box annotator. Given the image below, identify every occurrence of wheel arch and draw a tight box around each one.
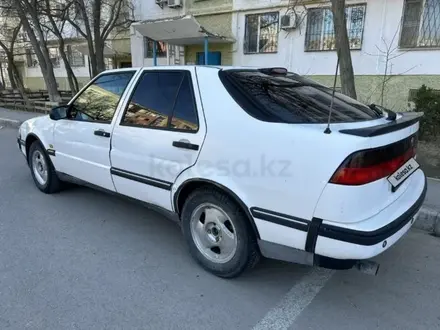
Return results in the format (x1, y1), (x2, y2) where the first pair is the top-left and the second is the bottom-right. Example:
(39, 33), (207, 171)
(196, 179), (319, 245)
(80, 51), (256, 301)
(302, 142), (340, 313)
(173, 179), (261, 239)
(25, 133), (43, 163)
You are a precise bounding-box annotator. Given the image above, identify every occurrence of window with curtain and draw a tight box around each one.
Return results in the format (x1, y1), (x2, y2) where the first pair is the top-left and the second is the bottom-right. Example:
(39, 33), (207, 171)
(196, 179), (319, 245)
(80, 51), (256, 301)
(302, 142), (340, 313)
(400, 0), (440, 48)
(144, 37), (167, 58)
(305, 4), (366, 51)
(244, 12), (279, 54)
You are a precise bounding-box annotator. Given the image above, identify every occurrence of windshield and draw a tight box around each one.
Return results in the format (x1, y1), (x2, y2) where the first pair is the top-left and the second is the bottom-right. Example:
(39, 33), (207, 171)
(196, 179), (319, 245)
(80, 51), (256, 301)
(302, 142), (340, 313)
(220, 70), (382, 124)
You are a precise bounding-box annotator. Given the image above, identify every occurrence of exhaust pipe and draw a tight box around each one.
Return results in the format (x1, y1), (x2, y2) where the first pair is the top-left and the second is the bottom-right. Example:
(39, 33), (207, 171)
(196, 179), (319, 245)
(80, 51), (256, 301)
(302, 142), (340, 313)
(355, 260), (380, 276)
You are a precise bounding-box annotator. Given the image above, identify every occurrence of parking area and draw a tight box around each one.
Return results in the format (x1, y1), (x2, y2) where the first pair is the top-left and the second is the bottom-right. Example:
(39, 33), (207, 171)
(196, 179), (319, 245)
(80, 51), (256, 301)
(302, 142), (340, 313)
(1, 126), (439, 330)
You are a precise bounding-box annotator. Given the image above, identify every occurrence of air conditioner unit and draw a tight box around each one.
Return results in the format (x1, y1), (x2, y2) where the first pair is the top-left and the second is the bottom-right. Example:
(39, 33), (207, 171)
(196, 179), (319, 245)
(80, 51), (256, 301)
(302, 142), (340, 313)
(280, 13), (297, 30)
(168, 0), (182, 8)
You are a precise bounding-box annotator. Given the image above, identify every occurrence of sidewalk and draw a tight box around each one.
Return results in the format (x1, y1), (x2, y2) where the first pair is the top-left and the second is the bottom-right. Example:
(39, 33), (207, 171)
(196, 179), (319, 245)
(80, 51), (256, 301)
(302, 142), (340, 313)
(0, 107), (43, 128)
(0, 106), (439, 234)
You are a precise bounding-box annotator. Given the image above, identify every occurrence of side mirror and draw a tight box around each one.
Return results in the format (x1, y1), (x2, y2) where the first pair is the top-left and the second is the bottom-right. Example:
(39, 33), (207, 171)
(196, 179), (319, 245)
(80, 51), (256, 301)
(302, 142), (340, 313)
(49, 105), (70, 120)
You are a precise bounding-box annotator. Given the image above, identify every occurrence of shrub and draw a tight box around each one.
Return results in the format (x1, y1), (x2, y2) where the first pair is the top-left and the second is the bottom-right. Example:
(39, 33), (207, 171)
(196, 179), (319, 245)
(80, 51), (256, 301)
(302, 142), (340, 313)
(414, 85), (440, 141)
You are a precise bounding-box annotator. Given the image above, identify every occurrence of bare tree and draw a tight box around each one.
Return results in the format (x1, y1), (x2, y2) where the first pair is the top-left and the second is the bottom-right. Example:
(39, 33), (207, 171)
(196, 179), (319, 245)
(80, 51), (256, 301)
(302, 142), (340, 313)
(287, 0), (357, 99)
(40, 0), (79, 94)
(12, 0), (62, 102)
(364, 26), (416, 109)
(330, 0), (357, 99)
(65, 0), (133, 76)
(0, 3), (28, 100)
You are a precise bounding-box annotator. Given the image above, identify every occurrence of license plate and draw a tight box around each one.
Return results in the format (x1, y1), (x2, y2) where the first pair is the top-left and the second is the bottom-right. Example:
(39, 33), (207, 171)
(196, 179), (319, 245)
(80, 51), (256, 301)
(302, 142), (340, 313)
(387, 158), (420, 188)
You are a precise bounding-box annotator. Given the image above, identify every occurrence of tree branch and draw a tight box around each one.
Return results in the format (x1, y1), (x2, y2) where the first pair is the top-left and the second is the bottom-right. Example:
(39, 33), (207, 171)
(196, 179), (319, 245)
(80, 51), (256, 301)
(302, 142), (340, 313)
(101, 0), (123, 41)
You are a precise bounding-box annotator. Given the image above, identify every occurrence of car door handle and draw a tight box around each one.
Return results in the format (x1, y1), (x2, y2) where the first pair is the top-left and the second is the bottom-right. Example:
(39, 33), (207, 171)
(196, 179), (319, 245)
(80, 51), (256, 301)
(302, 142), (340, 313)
(172, 140), (199, 151)
(94, 129), (111, 138)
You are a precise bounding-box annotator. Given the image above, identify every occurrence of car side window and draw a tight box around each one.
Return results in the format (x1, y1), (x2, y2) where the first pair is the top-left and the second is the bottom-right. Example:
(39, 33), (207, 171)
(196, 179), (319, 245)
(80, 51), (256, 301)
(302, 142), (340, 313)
(70, 72), (135, 123)
(170, 74), (199, 132)
(121, 71), (199, 132)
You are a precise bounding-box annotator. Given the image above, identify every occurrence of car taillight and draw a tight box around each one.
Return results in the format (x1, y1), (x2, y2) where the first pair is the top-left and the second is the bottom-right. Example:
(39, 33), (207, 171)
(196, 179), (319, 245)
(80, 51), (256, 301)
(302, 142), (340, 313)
(330, 135), (418, 186)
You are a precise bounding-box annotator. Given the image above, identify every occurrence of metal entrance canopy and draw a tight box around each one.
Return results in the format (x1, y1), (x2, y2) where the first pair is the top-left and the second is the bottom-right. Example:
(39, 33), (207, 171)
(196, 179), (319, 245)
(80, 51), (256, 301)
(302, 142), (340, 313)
(132, 15), (234, 65)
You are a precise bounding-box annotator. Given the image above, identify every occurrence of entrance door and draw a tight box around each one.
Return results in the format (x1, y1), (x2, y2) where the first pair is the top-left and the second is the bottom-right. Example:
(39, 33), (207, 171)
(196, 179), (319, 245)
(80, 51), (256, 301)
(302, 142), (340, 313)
(196, 51), (221, 65)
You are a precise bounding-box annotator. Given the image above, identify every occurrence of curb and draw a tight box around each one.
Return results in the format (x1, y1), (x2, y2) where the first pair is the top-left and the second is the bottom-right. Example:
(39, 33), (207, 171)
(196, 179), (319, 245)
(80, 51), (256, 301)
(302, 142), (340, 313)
(414, 206), (440, 236)
(0, 118), (22, 129)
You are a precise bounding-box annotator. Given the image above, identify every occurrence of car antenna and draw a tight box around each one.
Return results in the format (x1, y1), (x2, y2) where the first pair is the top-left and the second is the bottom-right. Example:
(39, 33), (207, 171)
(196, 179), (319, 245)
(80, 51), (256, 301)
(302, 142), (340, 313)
(324, 56), (340, 134)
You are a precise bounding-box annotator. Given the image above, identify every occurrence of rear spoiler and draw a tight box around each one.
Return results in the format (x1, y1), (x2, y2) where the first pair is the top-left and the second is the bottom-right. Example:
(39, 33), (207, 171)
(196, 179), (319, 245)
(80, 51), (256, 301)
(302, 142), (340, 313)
(339, 112), (424, 137)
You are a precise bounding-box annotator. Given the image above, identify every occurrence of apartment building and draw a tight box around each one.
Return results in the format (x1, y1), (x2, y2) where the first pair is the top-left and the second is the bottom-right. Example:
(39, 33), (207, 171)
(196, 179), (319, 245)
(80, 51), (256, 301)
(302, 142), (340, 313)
(131, 0), (440, 110)
(131, 0), (235, 67)
(23, 33), (132, 91)
(0, 1), (132, 92)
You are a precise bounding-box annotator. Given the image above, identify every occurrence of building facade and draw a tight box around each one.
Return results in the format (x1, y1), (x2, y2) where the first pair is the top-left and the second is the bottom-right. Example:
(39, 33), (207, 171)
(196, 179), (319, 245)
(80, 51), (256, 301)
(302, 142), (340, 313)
(131, 0), (440, 110)
(131, 0), (235, 67)
(0, 2), (132, 92)
(23, 35), (132, 91)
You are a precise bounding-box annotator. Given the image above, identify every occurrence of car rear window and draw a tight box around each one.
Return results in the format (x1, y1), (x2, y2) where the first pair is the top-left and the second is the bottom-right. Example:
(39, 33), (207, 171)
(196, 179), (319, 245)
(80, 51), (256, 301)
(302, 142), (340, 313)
(219, 70), (382, 124)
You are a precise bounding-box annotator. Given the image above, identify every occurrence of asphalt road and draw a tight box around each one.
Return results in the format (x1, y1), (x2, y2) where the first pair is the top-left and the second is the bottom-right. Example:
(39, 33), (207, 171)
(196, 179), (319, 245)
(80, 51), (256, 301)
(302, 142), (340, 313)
(1, 126), (440, 330)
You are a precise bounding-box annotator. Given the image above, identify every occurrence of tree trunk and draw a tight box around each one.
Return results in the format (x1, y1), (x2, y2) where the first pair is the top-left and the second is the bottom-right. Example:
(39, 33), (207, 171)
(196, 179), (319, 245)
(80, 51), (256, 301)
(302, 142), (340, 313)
(7, 60), (17, 89)
(7, 54), (29, 104)
(0, 61), (5, 89)
(95, 40), (106, 74)
(92, 0), (106, 75)
(61, 49), (79, 94)
(58, 42), (79, 94)
(44, 0), (79, 94)
(13, 0), (61, 102)
(331, 0), (357, 100)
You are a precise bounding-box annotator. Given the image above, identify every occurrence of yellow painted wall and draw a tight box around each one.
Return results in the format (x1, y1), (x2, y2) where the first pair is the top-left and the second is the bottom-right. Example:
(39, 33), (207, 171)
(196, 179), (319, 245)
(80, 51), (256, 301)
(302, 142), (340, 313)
(189, 0), (233, 15)
(185, 43), (233, 65)
(24, 77), (90, 91)
(111, 37), (131, 54)
(196, 13), (233, 38)
(310, 75), (440, 111)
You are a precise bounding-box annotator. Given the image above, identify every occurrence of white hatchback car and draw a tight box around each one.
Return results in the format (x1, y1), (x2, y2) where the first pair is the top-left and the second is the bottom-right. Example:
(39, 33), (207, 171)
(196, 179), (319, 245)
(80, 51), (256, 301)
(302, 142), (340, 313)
(17, 66), (427, 278)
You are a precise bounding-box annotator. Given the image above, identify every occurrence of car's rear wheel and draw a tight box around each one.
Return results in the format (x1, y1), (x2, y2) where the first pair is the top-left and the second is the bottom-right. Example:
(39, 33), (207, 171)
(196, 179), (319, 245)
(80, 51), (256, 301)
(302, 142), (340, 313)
(29, 141), (61, 194)
(181, 187), (260, 278)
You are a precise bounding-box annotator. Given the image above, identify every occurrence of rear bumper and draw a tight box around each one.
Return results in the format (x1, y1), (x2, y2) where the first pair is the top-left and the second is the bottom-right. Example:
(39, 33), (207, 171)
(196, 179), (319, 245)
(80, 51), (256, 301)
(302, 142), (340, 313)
(313, 171), (427, 260)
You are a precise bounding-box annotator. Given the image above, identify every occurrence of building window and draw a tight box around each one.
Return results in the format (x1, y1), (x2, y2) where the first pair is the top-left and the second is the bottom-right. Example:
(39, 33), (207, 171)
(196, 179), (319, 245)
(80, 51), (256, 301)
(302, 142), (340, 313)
(400, 0), (440, 48)
(105, 58), (114, 70)
(244, 12), (279, 54)
(25, 49), (38, 67)
(305, 4), (366, 51)
(67, 45), (85, 67)
(144, 37), (167, 58)
(48, 47), (60, 68)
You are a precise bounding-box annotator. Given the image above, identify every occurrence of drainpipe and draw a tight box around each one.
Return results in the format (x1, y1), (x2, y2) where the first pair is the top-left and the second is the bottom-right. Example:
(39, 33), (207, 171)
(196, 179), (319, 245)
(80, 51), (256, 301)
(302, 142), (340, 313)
(204, 36), (209, 65)
(153, 40), (157, 66)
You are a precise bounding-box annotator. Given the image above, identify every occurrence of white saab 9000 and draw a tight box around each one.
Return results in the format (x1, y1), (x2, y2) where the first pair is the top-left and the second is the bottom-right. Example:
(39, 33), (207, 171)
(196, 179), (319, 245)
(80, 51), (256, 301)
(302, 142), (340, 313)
(17, 66), (427, 278)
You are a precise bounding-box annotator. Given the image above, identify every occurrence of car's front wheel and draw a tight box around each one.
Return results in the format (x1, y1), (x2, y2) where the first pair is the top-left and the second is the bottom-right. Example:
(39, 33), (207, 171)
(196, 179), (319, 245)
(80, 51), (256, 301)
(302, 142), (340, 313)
(29, 141), (61, 194)
(181, 187), (260, 278)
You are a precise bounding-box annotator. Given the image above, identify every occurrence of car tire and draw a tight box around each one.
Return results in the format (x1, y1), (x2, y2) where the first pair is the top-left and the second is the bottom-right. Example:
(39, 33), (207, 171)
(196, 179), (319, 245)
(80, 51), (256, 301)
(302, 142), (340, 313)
(28, 141), (62, 194)
(181, 187), (260, 278)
